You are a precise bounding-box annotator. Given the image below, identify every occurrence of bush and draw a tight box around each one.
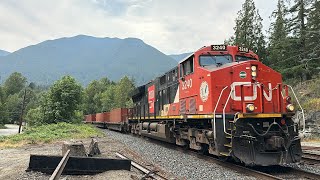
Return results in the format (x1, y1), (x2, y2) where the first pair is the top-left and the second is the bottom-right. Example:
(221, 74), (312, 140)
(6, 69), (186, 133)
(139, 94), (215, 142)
(0, 124), (6, 129)
(72, 110), (84, 124)
(303, 98), (320, 111)
(25, 107), (44, 126)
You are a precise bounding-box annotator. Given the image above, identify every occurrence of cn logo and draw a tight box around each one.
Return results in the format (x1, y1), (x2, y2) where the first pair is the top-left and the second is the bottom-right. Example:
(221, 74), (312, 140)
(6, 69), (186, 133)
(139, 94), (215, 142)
(230, 82), (272, 101)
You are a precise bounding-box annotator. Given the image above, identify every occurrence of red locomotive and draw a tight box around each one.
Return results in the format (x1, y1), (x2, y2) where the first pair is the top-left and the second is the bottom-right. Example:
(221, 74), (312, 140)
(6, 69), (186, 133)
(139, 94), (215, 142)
(86, 44), (304, 166)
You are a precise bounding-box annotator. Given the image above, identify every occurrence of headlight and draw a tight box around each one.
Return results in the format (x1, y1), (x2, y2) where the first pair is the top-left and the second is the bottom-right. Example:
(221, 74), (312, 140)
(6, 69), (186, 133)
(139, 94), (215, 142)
(246, 104), (255, 112)
(251, 66), (257, 71)
(286, 104), (295, 112)
(251, 71), (257, 77)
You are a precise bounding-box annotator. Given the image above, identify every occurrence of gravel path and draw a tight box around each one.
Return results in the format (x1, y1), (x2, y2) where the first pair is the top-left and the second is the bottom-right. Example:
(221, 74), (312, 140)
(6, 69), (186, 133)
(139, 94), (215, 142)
(0, 124), (19, 136)
(104, 129), (256, 180)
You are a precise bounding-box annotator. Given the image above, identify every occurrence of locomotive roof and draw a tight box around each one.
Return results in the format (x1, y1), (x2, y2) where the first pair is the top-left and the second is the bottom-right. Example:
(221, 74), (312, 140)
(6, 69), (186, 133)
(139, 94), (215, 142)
(178, 52), (194, 64)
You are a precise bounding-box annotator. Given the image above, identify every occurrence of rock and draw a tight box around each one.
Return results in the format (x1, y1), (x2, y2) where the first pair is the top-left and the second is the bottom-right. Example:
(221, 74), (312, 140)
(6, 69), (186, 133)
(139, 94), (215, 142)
(62, 141), (87, 157)
(88, 138), (101, 156)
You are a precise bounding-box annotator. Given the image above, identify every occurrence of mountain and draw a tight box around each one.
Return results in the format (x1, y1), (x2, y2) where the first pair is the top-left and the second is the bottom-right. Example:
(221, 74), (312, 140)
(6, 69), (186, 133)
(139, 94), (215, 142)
(0, 50), (10, 56)
(0, 35), (177, 85)
(169, 52), (192, 62)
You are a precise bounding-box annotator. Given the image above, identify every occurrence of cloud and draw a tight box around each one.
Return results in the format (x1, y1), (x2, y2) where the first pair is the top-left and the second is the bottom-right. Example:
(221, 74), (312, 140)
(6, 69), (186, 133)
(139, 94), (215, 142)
(0, 0), (277, 54)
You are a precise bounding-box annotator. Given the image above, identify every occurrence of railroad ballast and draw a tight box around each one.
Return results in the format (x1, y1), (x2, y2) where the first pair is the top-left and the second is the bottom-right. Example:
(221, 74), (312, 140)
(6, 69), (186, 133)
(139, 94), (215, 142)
(85, 44), (304, 166)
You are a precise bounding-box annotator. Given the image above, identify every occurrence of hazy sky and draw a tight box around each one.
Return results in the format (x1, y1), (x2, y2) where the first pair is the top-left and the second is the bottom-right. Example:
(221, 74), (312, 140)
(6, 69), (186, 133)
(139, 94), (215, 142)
(0, 0), (277, 54)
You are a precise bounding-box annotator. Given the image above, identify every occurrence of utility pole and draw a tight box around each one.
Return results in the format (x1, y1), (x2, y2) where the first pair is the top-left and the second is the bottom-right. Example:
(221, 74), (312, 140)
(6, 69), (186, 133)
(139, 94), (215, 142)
(18, 88), (27, 134)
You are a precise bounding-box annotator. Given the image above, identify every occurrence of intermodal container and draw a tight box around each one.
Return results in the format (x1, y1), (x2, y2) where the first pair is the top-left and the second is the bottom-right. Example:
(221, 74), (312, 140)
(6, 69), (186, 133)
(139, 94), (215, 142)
(96, 112), (110, 122)
(110, 108), (128, 123)
(85, 114), (96, 122)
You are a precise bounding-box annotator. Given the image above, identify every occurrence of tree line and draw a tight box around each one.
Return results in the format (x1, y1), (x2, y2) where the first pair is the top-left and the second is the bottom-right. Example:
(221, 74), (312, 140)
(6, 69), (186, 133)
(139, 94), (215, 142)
(226, 0), (320, 82)
(0, 72), (135, 127)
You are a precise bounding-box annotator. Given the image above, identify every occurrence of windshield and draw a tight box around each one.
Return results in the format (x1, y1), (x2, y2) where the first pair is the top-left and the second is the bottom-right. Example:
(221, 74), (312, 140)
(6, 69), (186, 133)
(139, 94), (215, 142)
(235, 55), (257, 62)
(199, 55), (232, 67)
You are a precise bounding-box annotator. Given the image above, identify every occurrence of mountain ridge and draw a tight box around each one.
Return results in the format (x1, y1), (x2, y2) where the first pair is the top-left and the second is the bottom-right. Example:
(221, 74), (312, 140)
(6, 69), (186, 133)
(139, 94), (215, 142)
(169, 52), (193, 62)
(0, 35), (177, 85)
(0, 49), (10, 56)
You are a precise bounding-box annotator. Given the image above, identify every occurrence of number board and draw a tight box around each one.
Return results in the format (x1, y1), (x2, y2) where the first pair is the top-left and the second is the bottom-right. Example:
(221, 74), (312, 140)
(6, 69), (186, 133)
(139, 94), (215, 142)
(211, 45), (227, 51)
(238, 46), (249, 53)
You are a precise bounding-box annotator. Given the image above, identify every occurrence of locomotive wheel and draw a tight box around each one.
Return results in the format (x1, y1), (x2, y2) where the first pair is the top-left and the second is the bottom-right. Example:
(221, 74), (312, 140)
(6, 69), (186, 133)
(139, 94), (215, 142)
(218, 155), (231, 161)
(199, 144), (209, 155)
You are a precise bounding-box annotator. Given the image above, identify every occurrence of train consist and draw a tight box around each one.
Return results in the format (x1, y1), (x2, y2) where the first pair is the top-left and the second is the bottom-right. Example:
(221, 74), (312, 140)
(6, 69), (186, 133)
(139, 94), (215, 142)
(85, 44), (305, 166)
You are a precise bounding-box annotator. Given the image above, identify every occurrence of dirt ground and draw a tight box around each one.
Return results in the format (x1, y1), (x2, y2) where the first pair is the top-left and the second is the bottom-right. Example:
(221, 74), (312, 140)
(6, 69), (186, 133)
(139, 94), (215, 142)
(0, 135), (173, 180)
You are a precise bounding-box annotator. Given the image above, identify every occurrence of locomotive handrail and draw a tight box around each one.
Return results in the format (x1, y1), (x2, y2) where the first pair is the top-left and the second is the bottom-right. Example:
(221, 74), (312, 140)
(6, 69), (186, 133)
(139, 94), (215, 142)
(213, 86), (229, 140)
(222, 86), (234, 136)
(286, 85), (306, 134)
(213, 83), (303, 138)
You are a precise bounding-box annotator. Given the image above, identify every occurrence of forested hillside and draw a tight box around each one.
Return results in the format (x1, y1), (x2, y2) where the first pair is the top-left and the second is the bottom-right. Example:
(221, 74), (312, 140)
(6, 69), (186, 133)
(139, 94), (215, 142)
(226, 0), (320, 83)
(0, 35), (176, 85)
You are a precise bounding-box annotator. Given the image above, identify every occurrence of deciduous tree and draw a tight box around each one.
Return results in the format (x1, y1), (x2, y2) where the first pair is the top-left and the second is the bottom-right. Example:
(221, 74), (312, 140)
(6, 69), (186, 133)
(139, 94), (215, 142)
(45, 75), (83, 122)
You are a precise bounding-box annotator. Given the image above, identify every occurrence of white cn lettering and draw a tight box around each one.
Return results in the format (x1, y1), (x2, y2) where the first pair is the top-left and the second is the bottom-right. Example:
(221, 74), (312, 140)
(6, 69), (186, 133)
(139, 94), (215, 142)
(230, 82), (273, 101)
(263, 83), (272, 101)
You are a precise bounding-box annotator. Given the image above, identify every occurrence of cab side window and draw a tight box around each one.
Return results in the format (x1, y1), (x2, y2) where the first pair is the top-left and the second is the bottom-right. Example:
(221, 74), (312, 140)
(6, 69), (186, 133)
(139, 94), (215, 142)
(180, 55), (194, 77)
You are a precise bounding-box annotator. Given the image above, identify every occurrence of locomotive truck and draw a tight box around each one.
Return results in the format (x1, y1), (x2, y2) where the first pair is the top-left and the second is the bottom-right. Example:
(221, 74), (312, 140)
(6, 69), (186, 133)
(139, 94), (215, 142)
(85, 44), (304, 166)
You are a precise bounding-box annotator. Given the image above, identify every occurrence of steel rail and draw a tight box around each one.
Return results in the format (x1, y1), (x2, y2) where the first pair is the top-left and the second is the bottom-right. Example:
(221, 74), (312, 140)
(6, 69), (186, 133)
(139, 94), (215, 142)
(287, 168), (320, 179)
(136, 136), (283, 180)
(302, 151), (320, 164)
(184, 148), (320, 180)
(186, 151), (283, 180)
(115, 152), (167, 180)
(49, 149), (71, 180)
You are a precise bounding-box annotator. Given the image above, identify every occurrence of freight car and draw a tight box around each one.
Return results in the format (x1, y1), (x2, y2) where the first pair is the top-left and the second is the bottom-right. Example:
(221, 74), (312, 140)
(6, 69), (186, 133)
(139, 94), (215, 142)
(86, 44), (305, 166)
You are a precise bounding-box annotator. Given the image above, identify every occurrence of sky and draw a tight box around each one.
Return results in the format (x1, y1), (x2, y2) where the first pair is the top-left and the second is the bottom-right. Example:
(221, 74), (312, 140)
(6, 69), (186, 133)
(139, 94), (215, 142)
(0, 0), (277, 54)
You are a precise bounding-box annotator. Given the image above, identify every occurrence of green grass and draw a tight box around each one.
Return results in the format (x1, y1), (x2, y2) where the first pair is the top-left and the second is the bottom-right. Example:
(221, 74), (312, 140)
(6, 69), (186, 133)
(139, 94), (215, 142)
(0, 124), (6, 129)
(0, 122), (104, 148)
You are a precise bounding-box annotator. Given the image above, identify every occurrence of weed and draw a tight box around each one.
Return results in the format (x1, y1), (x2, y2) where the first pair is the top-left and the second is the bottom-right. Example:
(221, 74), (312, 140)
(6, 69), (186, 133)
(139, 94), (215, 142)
(0, 122), (104, 148)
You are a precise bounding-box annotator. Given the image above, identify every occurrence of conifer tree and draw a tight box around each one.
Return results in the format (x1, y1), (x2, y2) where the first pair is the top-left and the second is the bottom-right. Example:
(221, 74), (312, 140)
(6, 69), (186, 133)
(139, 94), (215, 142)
(286, 0), (312, 80)
(306, 0), (320, 77)
(234, 0), (267, 61)
(268, 0), (289, 68)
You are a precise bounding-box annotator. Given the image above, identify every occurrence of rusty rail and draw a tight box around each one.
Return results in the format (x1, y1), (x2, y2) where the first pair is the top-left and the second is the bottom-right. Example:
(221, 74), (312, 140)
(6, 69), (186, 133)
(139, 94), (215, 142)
(302, 151), (320, 164)
(115, 152), (167, 180)
(49, 149), (71, 180)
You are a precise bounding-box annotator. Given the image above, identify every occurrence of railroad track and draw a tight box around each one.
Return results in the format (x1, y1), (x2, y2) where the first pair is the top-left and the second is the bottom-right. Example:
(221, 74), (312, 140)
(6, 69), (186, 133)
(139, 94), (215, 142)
(139, 136), (320, 180)
(302, 151), (320, 165)
(193, 153), (282, 180)
(105, 131), (320, 180)
(302, 146), (320, 151)
(139, 137), (281, 180)
(115, 152), (168, 180)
